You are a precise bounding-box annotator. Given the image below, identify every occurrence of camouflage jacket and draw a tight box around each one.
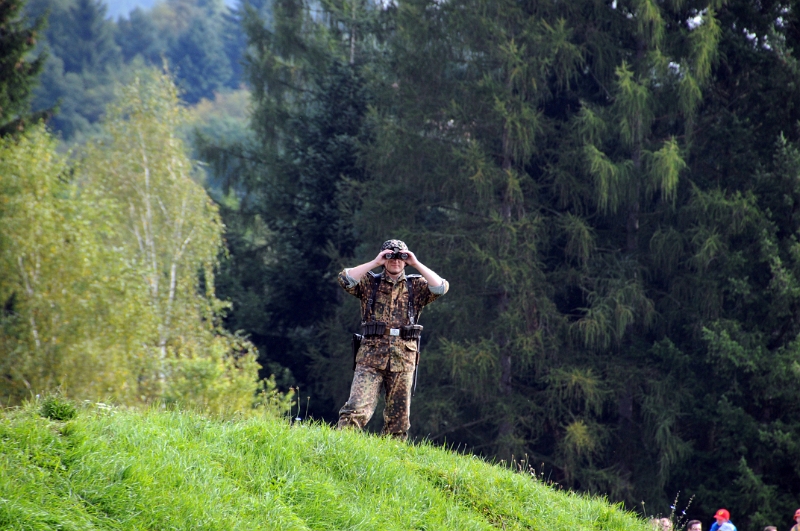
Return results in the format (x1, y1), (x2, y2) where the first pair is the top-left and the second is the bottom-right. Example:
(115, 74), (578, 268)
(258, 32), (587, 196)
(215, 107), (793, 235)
(338, 268), (449, 372)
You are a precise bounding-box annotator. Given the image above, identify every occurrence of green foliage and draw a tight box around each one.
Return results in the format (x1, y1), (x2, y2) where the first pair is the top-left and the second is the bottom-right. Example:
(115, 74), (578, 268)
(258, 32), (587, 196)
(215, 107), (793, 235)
(161, 335), (264, 415)
(0, 70), (273, 414)
(7, 0), (800, 525)
(134, 0), (800, 526)
(185, 88), (253, 191)
(165, 6), (233, 104)
(0, 404), (649, 531)
(26, 0), (249, 141)
(201, 0), (380, 406)
(0, 125), (143, 403)
(116, 7), (163, 64)
(286, 0), (800, 525)
(47, 0), (121, 73)
(38, 394), (77, 421)
(78, 69), (264, 408)
(0, 0), (47, 134)
(81, 70), (226, 355)
(27, 0), (123, 140)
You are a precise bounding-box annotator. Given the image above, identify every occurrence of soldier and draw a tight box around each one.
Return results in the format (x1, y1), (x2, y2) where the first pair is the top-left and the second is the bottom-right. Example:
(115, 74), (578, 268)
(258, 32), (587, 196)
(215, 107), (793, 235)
(336, 239), (449, 440)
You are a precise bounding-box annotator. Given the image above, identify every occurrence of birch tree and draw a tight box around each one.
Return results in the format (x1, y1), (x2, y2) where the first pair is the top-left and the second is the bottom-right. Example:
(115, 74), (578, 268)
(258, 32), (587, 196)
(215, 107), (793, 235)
(0, 126), (147, 403)
(79, 70), (262, 410)
(0, 67), (284, 413)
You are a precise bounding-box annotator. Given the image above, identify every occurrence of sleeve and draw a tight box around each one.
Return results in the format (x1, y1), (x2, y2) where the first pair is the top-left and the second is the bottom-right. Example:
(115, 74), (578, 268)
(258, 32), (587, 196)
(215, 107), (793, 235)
(338, 268), (365, 298)
(340, 268), (359, 289)
(413, 276), (449, 309)
(429, 278), (449, 295)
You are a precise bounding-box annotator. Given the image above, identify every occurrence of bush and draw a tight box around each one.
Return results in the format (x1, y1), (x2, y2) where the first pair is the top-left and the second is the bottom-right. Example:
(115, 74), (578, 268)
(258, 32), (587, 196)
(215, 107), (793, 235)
(39, 395), (77, 421)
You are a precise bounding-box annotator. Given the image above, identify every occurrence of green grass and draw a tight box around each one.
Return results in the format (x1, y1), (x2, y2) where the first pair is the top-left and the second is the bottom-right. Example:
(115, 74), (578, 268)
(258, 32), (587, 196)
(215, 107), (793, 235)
(0, 400), (650, 531)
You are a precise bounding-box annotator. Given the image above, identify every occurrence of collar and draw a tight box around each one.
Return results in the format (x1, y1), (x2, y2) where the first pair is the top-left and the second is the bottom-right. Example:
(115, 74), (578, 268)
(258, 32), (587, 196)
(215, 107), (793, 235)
(382, 268), (407, 284)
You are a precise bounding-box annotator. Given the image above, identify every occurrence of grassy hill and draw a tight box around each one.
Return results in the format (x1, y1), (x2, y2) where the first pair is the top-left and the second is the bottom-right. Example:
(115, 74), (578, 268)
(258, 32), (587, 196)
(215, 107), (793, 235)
(0, 399), (650, 531)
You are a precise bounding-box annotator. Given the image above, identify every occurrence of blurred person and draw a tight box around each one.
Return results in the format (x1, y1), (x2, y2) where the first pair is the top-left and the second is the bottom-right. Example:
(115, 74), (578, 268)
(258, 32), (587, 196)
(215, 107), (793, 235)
(710, 509), (737, 531)
(790, 509), (800, 531)
(687, 520), (702, 531)
(649, 517), (673, 531)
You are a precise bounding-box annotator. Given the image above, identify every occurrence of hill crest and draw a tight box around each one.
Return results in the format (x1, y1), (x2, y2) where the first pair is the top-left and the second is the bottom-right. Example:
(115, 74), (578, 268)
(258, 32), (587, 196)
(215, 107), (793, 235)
(0, 401), (649, 531)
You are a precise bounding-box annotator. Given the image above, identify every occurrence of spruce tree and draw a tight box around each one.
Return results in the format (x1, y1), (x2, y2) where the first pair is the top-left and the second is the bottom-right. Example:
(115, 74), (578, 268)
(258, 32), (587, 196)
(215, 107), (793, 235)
(646, 1), (800, 524)
(25, 0), (122, 140)
(167, 15), (232, 103)
(206, 0), (800, 521)
(116, 7), (165, 64)
(45, 0), (121, 74)
(202, 0), (382, 411)
(0, 0), (46, 133)
(358, 0), (730, 509)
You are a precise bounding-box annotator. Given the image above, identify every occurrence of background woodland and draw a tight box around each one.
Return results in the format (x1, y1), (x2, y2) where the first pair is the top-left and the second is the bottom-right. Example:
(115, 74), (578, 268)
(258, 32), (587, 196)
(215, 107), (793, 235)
(2, 0), (800, 528)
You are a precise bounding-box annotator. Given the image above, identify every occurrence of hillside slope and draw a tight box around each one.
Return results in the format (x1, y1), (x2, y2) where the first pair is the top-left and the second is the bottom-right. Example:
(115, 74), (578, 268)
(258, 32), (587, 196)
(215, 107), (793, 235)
(0, 401), (649, 531)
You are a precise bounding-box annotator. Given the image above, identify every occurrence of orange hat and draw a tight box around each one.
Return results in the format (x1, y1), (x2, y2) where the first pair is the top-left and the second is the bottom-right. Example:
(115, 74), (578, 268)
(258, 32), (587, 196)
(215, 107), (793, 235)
(714, 509), (730, 520)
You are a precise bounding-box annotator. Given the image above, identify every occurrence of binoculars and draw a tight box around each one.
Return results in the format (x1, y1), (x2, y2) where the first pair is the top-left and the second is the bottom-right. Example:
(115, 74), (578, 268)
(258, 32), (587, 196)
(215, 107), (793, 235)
(383, 251), (409, 260)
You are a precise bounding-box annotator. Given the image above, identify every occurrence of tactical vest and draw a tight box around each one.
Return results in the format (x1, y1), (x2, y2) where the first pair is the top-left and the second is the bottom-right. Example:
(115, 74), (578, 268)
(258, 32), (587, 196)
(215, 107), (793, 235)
(360, 271), (423, 340)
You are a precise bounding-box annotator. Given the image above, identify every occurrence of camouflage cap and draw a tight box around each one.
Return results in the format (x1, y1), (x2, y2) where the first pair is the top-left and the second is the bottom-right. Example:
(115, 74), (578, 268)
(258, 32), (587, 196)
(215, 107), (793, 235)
(381, 239), (408, 252)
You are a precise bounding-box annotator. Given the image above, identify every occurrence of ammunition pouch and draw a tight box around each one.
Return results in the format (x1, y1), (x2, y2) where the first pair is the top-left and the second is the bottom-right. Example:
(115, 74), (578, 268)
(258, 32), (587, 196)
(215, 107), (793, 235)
(400, 324), (423, 340)
(361, 321), (387, 337)
(361, 321), (423, 340)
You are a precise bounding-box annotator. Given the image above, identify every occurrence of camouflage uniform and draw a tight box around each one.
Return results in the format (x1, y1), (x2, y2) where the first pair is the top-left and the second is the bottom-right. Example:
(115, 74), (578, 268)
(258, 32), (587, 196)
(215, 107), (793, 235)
(337, 240), (448, 440)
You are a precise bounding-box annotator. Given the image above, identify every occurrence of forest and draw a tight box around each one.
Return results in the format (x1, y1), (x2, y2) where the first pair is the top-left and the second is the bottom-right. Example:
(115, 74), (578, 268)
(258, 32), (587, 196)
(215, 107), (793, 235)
(2, 0), (800, 528)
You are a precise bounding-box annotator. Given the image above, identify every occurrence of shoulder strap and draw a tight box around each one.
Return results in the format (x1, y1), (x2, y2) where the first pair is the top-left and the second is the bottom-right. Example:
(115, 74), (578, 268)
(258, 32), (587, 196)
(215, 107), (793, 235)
(364, 272), (381, 321)
(406, 277), (416, 325)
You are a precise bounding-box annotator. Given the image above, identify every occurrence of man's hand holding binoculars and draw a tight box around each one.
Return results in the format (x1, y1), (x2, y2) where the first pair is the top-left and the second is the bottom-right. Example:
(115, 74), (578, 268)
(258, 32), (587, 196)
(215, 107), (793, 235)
(345, 245), (441, 288)
(376, 248), (419, 268)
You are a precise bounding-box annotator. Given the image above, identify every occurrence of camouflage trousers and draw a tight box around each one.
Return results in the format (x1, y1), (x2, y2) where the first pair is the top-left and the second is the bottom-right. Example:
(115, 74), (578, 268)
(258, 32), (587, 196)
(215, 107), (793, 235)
(337, 364), (414, 441)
